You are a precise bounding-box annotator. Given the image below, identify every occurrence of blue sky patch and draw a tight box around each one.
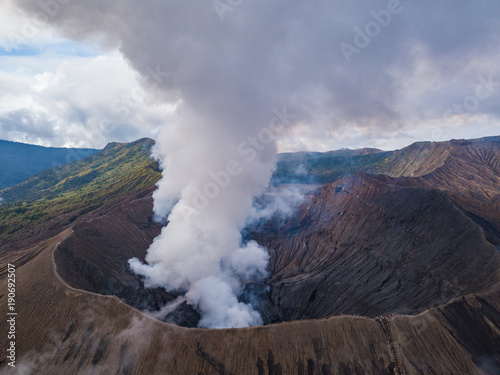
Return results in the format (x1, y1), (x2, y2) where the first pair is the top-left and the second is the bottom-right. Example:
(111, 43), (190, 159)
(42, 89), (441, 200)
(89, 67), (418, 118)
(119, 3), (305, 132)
(0, 40), (98, 58)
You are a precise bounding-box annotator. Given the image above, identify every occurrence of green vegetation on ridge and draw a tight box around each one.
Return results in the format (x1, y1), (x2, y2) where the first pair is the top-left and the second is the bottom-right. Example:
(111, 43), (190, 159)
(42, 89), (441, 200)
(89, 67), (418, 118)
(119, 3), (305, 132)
(0, 138), (161, 243)
(1, 135), (498, 245)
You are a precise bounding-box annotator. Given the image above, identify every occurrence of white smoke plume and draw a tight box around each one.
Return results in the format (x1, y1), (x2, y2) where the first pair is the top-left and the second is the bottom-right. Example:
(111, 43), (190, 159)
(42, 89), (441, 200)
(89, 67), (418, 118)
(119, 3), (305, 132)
(246, 184), (315, 225)
(144, 296), (187, 321)
(128, 108), (276, 327)
(11, 0), (500, 327)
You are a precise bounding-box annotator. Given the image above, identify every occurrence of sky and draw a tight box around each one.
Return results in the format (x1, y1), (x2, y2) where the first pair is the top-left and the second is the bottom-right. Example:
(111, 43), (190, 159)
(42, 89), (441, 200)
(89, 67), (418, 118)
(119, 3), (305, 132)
(0, 0), (499, 151)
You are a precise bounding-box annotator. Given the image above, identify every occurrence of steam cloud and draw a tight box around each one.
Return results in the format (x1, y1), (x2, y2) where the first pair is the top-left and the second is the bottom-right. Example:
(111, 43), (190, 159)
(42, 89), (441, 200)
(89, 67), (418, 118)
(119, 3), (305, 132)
(11, 0), (500, 326)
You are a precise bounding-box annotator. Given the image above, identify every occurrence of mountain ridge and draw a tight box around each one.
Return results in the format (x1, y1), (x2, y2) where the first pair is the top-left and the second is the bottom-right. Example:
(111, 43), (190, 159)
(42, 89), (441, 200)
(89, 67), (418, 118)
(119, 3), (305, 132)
(0, 138), (160, 246)
(1, 135), (499, 250)
(272, 135), (500, 185)
(0, 134), (499, 373)
(0, 139), (98, 190)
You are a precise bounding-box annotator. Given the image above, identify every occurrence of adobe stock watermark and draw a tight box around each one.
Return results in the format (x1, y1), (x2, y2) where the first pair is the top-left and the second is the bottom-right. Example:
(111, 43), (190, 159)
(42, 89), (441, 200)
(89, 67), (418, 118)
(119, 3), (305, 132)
(6, 263), (17, 368)
(213, 0), (243, 22)
(340, 0), (412, 63)
(7, 0), (73, 49)
(419, 74), (499, 143)
(442, 74), (499, 124)
(187, 106), (296, 212)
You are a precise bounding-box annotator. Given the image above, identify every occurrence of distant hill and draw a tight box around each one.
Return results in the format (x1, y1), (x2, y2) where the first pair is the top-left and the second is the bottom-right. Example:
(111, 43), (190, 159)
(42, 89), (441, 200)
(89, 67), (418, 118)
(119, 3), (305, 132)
(0, 138), (160, 243)
(1, 135), (499, 246)
(272, 147), (390, 184)
(272, 135), (500, 185)
(0, 140), (99, 190)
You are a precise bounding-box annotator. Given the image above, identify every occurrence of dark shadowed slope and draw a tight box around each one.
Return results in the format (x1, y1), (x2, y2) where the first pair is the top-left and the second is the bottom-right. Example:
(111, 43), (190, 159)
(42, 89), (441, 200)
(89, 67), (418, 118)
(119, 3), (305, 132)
(53, 187), (201, 327)
(252, 173), (500, 321)
(413, 138), (500, 231)
(0, 139), (98, 190)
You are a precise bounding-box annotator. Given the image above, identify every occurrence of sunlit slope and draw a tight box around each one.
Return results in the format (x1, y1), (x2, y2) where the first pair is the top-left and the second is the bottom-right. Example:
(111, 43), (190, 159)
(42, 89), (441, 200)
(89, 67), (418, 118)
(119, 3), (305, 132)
(1, 135), (498, 245)
(0, 138), (161, 243)
(273, 135), (500, 184)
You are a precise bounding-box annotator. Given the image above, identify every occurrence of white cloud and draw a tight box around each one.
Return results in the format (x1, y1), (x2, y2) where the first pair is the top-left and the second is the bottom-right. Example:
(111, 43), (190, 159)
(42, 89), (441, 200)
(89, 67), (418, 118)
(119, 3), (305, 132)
(276, 115), (500, 152)
(1, 0), (500, 151)
(0, 0), (60, 51)
(0, 0), (177, 148)
(0, 52), (177, 147)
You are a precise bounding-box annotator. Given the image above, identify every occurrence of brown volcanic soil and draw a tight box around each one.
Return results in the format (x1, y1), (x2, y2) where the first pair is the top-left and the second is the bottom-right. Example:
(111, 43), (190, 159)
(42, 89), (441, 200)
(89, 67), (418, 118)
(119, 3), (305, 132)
(415, 139), (500, 238)
(1, 137), (499, 373)
(53, 187), (200, 326)
(383, 137), (500, 235)
(248, 137), (500, 323)
(253, 173), (500, 321)
(51, 174), (500, 325)
(0, 229), (499, 374)
(53, 189), (162, 301)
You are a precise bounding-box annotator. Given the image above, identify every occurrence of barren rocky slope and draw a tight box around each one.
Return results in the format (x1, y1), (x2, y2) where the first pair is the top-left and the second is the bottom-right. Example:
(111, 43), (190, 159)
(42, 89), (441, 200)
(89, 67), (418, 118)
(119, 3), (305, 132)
(52, 173), (500, 326)
(53, 188), (201, 327)
(1, 136), (499, 374)
(253, 173), (500, 322)
(1, 230), (499, 374)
